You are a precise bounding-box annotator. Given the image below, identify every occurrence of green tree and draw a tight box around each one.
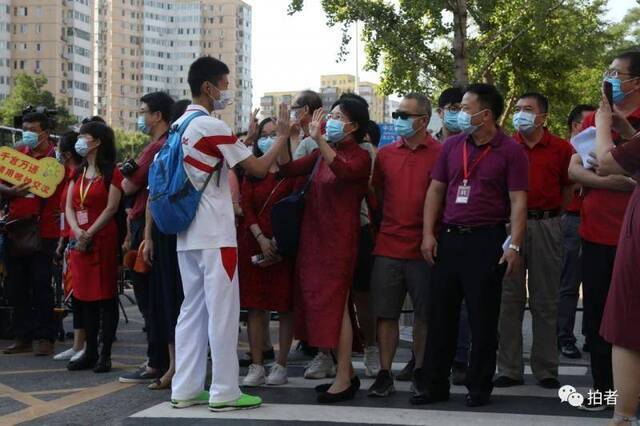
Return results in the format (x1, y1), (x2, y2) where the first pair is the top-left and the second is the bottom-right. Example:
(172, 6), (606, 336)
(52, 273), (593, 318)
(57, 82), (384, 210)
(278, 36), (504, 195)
(290, 0), (615, 135)
(114, 128), (149, 161)
(0, 73), (75, 132)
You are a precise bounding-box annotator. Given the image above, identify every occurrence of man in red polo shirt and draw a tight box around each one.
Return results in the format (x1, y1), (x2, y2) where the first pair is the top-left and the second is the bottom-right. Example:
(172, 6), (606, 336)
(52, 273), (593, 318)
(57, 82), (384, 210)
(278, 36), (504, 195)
(496, 93), (574, 390)
(367, 93), (441, 397)
(557, 104), (596, 360)
(1, 112), (62, 356)
(567, 50), (640, 411)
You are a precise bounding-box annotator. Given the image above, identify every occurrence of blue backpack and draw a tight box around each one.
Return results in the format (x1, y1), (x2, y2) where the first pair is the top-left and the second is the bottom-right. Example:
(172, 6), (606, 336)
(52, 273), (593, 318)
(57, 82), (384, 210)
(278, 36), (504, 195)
(148, 110), (214, 234)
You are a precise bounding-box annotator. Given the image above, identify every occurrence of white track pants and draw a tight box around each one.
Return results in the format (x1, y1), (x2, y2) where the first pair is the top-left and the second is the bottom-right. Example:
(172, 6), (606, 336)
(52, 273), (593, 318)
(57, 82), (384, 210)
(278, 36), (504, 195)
(172, 248), (241, 403)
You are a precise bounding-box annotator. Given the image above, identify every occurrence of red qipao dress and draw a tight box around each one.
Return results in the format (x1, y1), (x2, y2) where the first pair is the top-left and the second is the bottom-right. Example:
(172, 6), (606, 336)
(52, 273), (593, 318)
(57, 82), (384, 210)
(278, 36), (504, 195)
(238, 173), (298, 312)
(68, 168), (123, 302)
(600, 136), (640, 351)
(278, 140), (371, 348)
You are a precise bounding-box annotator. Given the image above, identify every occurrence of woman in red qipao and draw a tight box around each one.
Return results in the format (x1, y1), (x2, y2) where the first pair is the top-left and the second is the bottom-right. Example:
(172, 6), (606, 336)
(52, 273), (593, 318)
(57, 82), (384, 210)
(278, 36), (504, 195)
(594, 95), (640, 426)
(278, 98), (371, 403)
(238, 117), (299, 386)
(65, 121), (123, 373)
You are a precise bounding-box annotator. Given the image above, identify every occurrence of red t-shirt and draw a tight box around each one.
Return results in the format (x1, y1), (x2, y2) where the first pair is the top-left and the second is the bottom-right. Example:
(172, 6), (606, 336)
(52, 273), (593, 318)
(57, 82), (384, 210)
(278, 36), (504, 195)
(7, 142), (61, 239)
(371, 135), (442, 259)
(579, 109), (640, 245)
(514, 128), (573, 210)
(59, 166), (77, 239)
(127, 135), (167, 220)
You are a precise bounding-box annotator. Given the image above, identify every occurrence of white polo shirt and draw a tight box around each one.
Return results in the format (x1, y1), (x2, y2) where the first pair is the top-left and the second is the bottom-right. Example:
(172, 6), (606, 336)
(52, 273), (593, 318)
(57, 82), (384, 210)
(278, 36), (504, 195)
(173, 104), (251, 251)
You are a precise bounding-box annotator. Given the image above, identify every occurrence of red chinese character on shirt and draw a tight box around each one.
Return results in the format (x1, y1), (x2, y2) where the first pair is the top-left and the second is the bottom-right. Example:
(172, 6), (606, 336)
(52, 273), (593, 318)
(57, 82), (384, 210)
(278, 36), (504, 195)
(28, 164), (39, 174)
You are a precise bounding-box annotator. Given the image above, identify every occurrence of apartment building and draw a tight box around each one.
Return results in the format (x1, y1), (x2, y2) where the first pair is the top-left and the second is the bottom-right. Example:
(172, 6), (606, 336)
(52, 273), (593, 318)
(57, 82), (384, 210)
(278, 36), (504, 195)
(259, 90), (299, 118)
(0, 0), (11, 101)
(2, 0), (251, 131)
(4, 0), (94, 120)
(94, 0), (252, 131)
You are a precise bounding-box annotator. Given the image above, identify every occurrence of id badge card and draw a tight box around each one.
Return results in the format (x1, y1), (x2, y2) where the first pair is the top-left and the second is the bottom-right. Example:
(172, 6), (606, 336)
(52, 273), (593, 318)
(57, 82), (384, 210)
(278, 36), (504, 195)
(76, 210), (89, 226)
(455, 183), (471, 204)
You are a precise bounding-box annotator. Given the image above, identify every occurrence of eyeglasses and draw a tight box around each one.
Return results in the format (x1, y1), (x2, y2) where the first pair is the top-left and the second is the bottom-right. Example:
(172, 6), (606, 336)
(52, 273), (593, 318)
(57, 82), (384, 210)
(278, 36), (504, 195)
(290, 104), (306, 110)
(603, 69), (639, 79)
(392, 111), (427, 120)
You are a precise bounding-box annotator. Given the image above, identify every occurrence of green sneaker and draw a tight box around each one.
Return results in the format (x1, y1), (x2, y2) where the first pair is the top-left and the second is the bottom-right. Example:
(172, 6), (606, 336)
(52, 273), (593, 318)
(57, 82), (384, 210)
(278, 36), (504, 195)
(209, 393), (262, 412)
(170, 390), (210, 408)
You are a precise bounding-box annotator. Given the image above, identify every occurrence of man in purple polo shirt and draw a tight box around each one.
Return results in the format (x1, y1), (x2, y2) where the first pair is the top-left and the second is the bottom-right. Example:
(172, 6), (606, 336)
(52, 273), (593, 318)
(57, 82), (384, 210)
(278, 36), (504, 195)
(412, 83), (528, 408)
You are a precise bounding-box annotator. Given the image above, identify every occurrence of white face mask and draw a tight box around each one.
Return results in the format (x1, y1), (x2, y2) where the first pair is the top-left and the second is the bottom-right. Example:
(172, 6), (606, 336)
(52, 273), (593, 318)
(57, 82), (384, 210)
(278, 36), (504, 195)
(212, 88), (232, 111)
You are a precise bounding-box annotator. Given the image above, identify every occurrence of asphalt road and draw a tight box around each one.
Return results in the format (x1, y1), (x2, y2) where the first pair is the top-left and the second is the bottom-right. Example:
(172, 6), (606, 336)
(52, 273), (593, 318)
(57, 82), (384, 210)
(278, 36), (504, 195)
(0, 290), (614, 425)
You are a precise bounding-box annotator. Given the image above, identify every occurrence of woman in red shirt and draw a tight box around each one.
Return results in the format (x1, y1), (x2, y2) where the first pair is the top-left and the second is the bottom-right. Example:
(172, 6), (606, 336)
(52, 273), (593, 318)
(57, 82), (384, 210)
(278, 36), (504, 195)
(52, 131), (86, 363)
(278, 98), (372, 403)
(238, 117), (298, 387)
(65, 121), (123, 373)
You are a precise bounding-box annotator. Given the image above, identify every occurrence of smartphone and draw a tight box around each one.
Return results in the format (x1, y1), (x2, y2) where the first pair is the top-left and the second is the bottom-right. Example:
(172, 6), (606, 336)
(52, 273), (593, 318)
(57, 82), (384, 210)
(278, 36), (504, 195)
(603, 80), (614, 108)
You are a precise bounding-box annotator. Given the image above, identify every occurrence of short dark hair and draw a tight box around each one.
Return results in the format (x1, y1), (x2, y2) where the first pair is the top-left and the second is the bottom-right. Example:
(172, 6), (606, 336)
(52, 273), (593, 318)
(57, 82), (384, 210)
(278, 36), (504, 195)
(22, 112), (50, 131)
(438, 87), (464, 109)
(188, 56), (230, 97)
(404, 92), (432, 119)
(330, 97), (370, 144)
(567, 104), (596, 130)
(171, 99), (191, 123)
(140, 91), (174, 123)
(365, 120), (381, 147)
(464, 83), (504, 120)
(78, 121), (117, 179)
(294, 90), (323, 113)
(519, 92), (549, 113)
(253, 117), (276, 158)
(615, 50), (640, 76)
(339, 92), (369, 108)
(58, 131), (82, 164)
(81, 115), (106, 125)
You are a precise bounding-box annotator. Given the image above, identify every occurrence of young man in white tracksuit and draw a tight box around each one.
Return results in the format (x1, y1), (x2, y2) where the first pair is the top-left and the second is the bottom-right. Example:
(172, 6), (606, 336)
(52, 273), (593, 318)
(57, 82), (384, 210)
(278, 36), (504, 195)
(170, 56), (290, 411)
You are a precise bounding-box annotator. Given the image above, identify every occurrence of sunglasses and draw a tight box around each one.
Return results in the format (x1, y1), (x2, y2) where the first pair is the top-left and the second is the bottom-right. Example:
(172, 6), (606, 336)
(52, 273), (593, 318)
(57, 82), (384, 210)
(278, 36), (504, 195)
(392, 111), (427, 120)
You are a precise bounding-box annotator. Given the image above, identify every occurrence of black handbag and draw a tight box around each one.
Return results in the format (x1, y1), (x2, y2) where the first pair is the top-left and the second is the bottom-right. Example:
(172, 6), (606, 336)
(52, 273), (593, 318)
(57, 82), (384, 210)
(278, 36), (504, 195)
(271, 156), (322, 256)
(5, 216), (42, 257)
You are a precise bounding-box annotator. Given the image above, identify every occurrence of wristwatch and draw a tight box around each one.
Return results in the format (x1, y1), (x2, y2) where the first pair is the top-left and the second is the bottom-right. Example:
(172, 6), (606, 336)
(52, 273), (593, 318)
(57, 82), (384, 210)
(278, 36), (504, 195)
(508, 243), (521, 255)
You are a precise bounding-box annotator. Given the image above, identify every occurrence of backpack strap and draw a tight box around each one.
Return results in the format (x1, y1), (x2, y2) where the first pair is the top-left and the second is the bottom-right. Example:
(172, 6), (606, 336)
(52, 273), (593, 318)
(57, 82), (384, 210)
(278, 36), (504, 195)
(173, 110), (218, 192)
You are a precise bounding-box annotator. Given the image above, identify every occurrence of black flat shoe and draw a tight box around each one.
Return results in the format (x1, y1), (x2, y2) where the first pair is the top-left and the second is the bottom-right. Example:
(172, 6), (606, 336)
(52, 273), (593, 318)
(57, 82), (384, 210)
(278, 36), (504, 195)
(94, 356), (112, 373)
(315, 376), (360, 394)
(465, 394), (490, 407)
(67, 355), (98, 371)
(317, 384), (356, 404)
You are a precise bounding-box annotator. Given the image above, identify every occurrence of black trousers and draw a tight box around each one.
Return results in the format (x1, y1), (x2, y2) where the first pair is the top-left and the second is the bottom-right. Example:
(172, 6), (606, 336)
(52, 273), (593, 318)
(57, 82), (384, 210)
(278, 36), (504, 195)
(129, 216), (149, 324)
(79, 297), (119, 360)
(6, 238), (57, 342)
(581, 240), (615, 393)
(418, 226), (507, 397)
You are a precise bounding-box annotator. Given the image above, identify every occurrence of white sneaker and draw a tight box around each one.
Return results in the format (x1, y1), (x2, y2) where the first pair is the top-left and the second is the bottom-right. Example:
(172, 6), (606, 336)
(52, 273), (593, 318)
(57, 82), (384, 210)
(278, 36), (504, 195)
(53, 347), (78, 361)
(304, 352), (336, 379)
(266, 363), (288, 385)
(364, 346), (381, 378)
(70, 348), (85, 362)
(243, 364), (266, 387)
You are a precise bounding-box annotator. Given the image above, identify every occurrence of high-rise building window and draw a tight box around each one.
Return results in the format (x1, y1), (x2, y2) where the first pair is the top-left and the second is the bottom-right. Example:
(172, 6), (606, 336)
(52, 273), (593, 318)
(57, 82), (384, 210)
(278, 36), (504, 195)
(36, 24), (41, 33)
(36, 43), (41, 51)
(20, 24), (27, 33)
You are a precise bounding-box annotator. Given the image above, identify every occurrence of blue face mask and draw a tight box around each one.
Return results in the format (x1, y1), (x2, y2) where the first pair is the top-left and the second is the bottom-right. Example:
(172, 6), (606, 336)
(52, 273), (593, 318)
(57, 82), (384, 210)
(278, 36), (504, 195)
(394, 117), (417, 138)
(55, 150), (64, 164)
(137, 116), (150, 134)
(21, 131), (40, 149)
(604, 76), (640, 104)
(457, 110), (485, 135)
(75, 137), (89, 158)
(257, 136), (275, 154)
(512, 111), (537, 134)
(443, 110), (461, 132)
(325, 119), (348, 142)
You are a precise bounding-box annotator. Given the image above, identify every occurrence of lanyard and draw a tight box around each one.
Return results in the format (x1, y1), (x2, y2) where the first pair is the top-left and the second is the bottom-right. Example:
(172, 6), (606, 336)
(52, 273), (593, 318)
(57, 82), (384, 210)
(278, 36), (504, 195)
(79, 168), (95, 208)
(462, 141), (492, 185)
